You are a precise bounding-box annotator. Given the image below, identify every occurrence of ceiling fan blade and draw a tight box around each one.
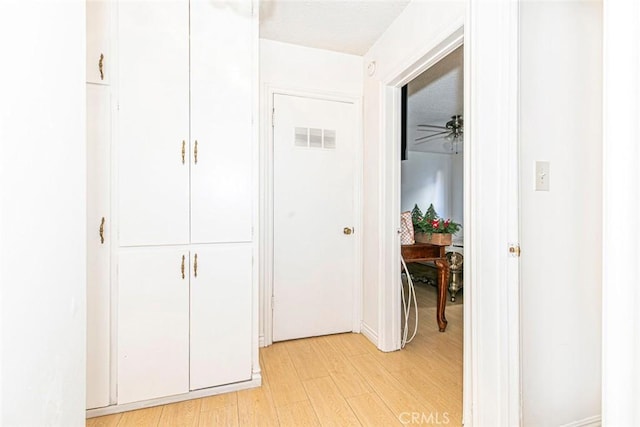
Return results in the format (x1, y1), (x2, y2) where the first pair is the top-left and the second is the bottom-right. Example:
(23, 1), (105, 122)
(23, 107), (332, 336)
(415, 131), (449, 142)
(417, 124), (448, 130)
(416, 128), (447, 133)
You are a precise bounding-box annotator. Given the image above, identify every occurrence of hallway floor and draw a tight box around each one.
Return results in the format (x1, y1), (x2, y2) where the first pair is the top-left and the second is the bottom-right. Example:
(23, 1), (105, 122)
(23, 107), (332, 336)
(87, 282), (463, 426)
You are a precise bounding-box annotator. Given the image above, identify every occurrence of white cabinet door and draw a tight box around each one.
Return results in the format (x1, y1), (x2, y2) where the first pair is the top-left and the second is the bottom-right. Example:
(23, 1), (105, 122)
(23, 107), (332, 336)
(118, 0), (190, 247)
(190, 244), (252, 390)
(86, 0), (110, 84)
(118, 248), (189, 404)
(86, 84), (111, 409)
(190, 0), (253, 244)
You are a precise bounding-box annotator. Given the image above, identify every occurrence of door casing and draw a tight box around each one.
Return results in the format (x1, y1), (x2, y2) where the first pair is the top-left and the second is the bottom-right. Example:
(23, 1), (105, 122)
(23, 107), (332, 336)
(376, 3), (521, 425)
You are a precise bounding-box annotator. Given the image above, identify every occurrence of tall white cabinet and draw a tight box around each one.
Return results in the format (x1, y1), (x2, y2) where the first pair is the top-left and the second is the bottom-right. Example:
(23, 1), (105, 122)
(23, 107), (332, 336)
(117, 0), (252, 247)
(86, 0), (257, 414)
(86, 0), (112, 410)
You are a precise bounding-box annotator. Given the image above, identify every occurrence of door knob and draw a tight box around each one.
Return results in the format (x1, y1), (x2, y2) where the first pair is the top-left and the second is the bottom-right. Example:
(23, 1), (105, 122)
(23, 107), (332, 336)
(343, 227), (353, 235)
(99, 53), (104, 80)
(99, 217), (105, 244)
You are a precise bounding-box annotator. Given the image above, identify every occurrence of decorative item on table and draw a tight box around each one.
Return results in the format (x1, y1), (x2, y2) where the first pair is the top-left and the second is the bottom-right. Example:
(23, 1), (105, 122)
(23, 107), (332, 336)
(411, 203), (461, 246)
(400, 211), (415, 244)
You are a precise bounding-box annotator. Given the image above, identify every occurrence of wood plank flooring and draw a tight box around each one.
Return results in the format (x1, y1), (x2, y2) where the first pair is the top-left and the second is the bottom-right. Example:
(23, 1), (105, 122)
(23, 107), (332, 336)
(87, 282), (463, 426)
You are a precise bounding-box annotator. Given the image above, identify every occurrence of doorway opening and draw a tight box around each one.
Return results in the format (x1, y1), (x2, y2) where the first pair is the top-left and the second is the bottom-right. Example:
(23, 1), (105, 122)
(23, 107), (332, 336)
(375, 25), (470, 423)
(400, 43), (464, 337)
(399, 43), (465, 415)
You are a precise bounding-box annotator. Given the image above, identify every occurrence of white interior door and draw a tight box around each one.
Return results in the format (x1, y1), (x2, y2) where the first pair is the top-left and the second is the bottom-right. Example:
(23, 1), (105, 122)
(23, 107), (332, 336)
(273, 94), (356, 342)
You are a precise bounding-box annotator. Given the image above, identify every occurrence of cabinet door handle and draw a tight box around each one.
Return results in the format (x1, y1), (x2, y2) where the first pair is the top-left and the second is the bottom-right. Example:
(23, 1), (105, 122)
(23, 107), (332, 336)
(181, 255), (185, 279)
(181, 140), (186, 164)
(193, 253), (198, 278)
(194, 140), (198, 165)
(99, 217), (105, 244)
(99, 53), (104, 80)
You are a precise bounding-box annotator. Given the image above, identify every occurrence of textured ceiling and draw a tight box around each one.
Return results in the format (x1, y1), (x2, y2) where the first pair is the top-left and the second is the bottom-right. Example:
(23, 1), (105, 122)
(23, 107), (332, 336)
(407, 46), (464, 154)
(259, 0), (410, 55)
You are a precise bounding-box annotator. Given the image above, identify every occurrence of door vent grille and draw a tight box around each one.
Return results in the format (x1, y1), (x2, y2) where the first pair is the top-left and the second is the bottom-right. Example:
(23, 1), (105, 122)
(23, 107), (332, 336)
(293, 127), (336, 149)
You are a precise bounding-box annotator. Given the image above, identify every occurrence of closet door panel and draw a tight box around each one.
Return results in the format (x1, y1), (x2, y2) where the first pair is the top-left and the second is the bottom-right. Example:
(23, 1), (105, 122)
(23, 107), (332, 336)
(190, 0), (253, 244)
(190, 244), (252, 390)
(118, 0), (190, 247)
(87, 0), (110, 84)
(118, 248), (189, 404)
(86, 84), (111, 409)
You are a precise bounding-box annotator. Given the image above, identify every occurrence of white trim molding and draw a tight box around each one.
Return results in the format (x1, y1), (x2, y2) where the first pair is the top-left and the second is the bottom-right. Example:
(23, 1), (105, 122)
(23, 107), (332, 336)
(602, 0), (640, 425)
(466, 0), (521, 424)
(559, 415), (602, 427)
(87, 375), (262, 419)
(360, 321), (378, 346)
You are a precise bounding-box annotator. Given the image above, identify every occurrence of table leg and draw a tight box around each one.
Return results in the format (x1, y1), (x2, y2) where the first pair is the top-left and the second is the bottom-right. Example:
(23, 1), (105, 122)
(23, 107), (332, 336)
(434, 258), (449, 332)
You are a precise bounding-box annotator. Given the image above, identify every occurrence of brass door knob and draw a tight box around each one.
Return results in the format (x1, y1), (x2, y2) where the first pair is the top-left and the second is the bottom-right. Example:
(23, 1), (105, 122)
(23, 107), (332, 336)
(99, 217), (105, 244)
(343, 227), (353, 235)
(99, 53), (104, 80)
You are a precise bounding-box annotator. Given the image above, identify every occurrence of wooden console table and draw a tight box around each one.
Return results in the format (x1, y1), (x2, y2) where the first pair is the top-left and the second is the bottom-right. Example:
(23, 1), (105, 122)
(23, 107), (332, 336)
(401, 242), (449, 332)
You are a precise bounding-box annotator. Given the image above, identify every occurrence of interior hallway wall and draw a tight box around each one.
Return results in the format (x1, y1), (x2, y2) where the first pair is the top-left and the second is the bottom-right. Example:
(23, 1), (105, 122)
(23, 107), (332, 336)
(520, 1), (603, 425)
(401, 151), (453, 217)
(0, 1), (87, 424)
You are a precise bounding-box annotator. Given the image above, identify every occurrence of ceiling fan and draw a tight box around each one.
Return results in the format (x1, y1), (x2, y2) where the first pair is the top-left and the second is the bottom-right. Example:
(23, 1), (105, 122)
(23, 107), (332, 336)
(415, 115), (463, 153)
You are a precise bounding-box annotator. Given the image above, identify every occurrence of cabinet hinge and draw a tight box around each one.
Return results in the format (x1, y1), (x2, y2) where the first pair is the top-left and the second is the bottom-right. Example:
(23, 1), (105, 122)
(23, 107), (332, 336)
(271, 295), (275, 311)
(508, 243), (521, 257)
(272, 107), (275, 128)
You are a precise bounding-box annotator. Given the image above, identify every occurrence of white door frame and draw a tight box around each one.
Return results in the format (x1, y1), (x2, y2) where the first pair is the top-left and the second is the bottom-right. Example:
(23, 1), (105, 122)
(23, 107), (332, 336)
(260, 86), (363, 347)
(376, 25), (464, 352)
(377, 0), (521, 424)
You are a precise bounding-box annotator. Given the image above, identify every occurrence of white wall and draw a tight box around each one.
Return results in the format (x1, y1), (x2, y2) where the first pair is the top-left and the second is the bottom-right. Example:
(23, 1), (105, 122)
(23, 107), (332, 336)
(0, 1), (86, 425)
(401, 151), (455, 221)
(260, 39), (362, 95)
(520, 1), (602, 425)
(602, 0), (640, 424)
(259, 39), (363, 344)
(362, 0), (464, 348)
(401, 151), (464, 240)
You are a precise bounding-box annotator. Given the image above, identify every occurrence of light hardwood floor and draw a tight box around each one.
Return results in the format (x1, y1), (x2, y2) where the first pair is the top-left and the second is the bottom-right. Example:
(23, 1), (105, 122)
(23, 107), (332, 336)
(87, 282), (463, 426)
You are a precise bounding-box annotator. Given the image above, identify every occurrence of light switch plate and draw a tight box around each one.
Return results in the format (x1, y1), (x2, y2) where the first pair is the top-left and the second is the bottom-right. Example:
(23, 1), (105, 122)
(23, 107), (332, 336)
(535, 161), (550, 191)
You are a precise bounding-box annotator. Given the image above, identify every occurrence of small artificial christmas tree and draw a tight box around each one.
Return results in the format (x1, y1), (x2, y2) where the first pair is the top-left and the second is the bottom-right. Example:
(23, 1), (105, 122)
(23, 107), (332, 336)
(411, 204), (423, 224)
(424, 204), (438, 221)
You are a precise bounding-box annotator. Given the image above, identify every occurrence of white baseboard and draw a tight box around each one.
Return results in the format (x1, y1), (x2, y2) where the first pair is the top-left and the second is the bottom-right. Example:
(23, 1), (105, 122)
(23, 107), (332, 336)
(86, 375), (262, 419)
(360, 321), (378, 346)
(559, 415), (601, 427)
